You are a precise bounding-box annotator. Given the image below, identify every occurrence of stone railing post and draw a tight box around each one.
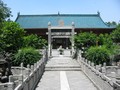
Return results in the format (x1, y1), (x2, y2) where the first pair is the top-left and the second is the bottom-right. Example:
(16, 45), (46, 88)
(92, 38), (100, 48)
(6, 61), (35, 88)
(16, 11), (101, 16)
(95, 65), (99, 70)
(19, 63), (23, 84)
(101, 66), (106, 75)
(98, 64), (102, 72)
(21, 63), (23, 75)
(31, 65), (34, 72)
(19, 74), (23, 84)
(7, 82), (14, 90)
(103, 62), (106, 67)
(9, 75), (13, 82)
(27, 64), (31, 76)
(91, 62), (95, 68)
(88, 61), (91, 66)
(34, 63), (37, 70)
(111, 72), (116, 81)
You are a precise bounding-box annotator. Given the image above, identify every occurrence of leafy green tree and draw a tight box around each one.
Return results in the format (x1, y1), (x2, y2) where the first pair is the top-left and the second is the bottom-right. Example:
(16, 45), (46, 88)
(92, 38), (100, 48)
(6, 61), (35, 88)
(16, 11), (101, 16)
(0, 0), (11, 27)
(98, 34), (113, 48)
(74, 32), (97, 49)
(111, 24), (120, 43)
(106, 21), (117, 26)
(14, 47), (41, 66)
(0, 21), (25, 53)
(86, 46), (110, 65)
(23, 34), (47, 49)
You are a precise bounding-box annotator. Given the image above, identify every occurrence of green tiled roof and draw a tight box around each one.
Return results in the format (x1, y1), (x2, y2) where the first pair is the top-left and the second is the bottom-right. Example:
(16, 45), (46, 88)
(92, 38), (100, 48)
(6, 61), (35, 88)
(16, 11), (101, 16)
(15, 13), (115, 29)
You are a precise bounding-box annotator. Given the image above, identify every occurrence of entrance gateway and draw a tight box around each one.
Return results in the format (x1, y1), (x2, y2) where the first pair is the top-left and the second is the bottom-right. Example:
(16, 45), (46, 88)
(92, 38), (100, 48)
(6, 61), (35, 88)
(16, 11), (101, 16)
(48, 22), (75, 57)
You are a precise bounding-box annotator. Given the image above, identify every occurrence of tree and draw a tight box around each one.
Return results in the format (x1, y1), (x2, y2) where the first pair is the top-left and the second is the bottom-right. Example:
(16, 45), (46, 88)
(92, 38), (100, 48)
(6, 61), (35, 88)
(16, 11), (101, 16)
(74, 32), (97, 49)
(111, 24), (120, 43)
(0, 0), (11, 26)
(14, 47), (42, 66)
(86, 46), (110, 65)
(23, 34), (47, 49)
(98, 34), (113, 48)
(106, 21), (117, 27)
(0, 21), (25, 53)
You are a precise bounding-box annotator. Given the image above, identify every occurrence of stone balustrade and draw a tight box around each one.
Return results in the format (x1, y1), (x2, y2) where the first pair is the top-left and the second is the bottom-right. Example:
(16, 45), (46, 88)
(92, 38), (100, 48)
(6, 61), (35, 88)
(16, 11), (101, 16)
(0, 49), (48, 90)
(77, 53), (120, 90)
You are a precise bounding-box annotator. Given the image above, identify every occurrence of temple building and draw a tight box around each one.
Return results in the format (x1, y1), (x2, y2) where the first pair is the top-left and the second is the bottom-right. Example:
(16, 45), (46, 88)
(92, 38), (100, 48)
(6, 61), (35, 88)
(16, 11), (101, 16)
(15, 12), (115, 49)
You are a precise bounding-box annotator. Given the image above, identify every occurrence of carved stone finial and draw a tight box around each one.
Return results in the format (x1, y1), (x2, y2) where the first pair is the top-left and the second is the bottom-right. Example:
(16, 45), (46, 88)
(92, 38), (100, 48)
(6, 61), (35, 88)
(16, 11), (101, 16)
(72, 22), (75, 26)
(48, 22), (51, 26)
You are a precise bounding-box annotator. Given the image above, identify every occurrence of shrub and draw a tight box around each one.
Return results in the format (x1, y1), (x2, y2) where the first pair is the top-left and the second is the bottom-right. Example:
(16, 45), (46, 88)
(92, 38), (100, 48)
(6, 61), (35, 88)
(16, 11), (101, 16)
(98, 34), (113, 49)
(13, 47), (42, 67)
(86, 46), (110, 65)
(74, 32), (97, 49)
(0, 21), (25, 53)
(111, 24), (120, 43)
(23, 34), (47, 49)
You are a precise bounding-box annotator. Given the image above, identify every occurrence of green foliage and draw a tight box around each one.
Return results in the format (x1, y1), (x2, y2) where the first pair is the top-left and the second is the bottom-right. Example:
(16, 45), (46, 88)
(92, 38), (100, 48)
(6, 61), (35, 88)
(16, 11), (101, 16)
(0, 0), (11, 25)
(106, 21), (117, 27)
(75, 32), (97, 49)
(86, 46), (110, 65)
(23, 34), (47, 49)
(14, 47), (42, 67)
(111, 24), (120, 43)
(98, 34), (113, 49)
(111, 45), (120, 62)
(0, 21), (25, 53)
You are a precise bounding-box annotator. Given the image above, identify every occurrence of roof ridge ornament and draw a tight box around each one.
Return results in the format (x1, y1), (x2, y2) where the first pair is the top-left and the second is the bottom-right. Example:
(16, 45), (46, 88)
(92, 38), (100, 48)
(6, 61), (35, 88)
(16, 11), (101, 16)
(58, 11), (60, 16)
(97, 11), (100, 16)
(17, 12), (20, 16)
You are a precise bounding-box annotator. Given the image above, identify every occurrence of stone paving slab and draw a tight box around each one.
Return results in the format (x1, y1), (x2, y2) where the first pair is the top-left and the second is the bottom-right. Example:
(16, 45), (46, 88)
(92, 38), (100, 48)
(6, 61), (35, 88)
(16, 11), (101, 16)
(35, 71), (97, 90)
(35, 71), (60, 90)
(66, 71), (97, 90)
(35, 54), (97, 90)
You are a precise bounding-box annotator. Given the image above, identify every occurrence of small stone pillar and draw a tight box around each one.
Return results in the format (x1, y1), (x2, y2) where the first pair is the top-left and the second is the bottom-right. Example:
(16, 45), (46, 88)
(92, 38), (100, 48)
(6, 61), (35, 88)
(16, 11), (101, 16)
(20, 63), (23, 75)
(98, 64), (102, 72)
(19, 74), (23, 84)
(88, 61), (91, 66)
(95, 65), (99, 70)
(7, 82), (14, 90)
(27, 64), (30, 76)
(111, 72), (116, 82)
(20, 63), (23, 84)
(31, 65), (34, 72)
(101, 67), (106, 74)
(9, 75), (13, 82)
(91, 62), (95, 67)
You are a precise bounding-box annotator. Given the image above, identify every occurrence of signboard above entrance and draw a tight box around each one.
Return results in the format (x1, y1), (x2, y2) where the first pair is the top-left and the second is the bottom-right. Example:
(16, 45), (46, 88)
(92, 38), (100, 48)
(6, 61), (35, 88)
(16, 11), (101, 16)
(51, 32), (71, 36)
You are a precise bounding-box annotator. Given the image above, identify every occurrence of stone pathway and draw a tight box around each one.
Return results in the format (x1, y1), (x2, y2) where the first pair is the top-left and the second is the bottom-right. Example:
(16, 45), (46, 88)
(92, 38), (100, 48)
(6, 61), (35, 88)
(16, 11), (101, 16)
(35, 50), (97, 90)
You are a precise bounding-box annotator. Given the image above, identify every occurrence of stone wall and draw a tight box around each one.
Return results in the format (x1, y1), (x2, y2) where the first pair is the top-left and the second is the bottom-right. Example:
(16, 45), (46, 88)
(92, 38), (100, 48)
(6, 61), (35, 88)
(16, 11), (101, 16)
(77, 52), (120, 90)
(0, 49), (48, 90)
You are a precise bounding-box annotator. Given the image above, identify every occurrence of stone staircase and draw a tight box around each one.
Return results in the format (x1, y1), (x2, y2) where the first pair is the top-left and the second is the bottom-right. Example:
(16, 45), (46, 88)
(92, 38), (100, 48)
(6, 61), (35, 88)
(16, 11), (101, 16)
(45, 66), (81, 71)
(45, 55), (81, 71)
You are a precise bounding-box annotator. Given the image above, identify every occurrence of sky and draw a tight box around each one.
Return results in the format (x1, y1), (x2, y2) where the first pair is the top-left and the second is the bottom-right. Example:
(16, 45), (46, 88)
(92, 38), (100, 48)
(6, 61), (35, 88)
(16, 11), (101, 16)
(3, 0), (120, 23)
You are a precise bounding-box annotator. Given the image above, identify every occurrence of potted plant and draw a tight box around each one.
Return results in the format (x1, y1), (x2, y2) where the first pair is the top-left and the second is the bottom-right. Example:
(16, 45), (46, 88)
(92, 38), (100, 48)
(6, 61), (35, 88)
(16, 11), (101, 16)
(58, 46), (64, 55)
(59, 48), (64, 55)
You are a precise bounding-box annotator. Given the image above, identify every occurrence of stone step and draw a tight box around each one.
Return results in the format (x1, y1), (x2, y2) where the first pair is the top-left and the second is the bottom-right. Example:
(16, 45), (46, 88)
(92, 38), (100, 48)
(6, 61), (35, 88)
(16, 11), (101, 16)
(45, 67), (81, 71)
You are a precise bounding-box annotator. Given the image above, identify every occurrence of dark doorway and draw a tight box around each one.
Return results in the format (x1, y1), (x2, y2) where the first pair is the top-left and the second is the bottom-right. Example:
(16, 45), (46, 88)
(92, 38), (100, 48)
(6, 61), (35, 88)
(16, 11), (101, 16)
(52, 38), (71, 49)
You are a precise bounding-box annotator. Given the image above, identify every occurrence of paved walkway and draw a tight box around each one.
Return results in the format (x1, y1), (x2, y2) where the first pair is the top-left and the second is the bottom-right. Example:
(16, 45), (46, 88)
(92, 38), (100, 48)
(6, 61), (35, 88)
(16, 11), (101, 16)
(35, 50), (97, 90)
